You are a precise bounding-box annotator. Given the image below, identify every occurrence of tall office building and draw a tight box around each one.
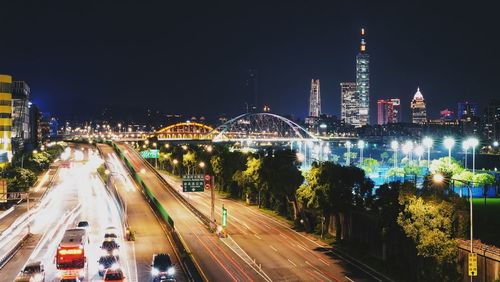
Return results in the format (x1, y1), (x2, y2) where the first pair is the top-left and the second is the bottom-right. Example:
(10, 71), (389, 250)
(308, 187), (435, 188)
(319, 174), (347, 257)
(457, 102), (478, 120)
(0, 74), (13, 164)
(356, 28), (370, 126)
(309, 79), (321, 117)
(411, 87), (427, 124)
(12, 81), (31, 153)
(377, 98), (401, 125)
(340, 82), (359, 126)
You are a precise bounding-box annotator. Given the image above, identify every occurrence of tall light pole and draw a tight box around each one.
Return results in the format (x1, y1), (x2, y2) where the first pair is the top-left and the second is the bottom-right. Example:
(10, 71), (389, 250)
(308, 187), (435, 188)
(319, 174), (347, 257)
(358, 140), (365, 165)
(391, 140), (398, 168)
(462, 139), (470, 170)
(345, 141), (352, 166)
(415, 145), (424, 165)
(422, 137), (433, 169)
(443, 137), (455, 166)
(402, 141), (413, 163)
(467, 137), (479, 178)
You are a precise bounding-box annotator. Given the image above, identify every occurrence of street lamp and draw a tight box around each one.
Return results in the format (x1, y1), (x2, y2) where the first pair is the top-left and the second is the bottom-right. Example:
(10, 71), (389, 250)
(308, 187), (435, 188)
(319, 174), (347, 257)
(462, 139), (470, 170)
(414, 145), (424, 164)
(345, 141), (352, 166)
(391, 140), (399, 168)
(402, 141), (413, 163)
(199, 161), (205, 169)
(467, 137), (479, 177)
(357, 140), (365, 165)
(443, 137), (455, 166)
(433, 173), (475, 267)
(172, 159), (178, 174)
(422, 137), (433, 169)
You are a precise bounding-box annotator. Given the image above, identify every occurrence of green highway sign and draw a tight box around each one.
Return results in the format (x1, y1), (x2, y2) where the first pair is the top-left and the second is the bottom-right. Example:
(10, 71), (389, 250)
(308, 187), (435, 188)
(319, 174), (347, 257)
(222, 206), (227, 227)
(140, 149), (160, 159)
(182, 174), (204, 192)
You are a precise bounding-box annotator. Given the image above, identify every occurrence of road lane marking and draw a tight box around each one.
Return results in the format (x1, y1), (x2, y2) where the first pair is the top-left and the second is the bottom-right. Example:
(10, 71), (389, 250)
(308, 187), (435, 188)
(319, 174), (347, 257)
(270, 245), (278, 252)
(319, 257), (330, 266)
(345, 276), (354, 282)
(297, 244), (306, 251)
(254, 234), (262, 240)
(287, 259), (297, 267)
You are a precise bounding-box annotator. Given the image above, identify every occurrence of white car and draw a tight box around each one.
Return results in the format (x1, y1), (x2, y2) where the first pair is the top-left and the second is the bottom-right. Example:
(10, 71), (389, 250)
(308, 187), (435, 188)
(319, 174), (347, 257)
(15, 261), (45, 282)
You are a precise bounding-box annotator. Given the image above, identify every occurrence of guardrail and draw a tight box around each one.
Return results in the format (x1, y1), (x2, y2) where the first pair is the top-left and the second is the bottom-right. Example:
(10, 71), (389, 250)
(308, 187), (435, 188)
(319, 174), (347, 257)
(110, 142), (203, 282)
(0, 233), (30, 269)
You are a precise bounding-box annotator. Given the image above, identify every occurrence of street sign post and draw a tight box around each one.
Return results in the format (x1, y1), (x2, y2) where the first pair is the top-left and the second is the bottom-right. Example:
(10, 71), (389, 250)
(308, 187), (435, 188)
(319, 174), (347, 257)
(140, 149), (160, 159)
(222, 205), (227, 227)
(182, 174), (204, 192)
(468, 253), (477, 277)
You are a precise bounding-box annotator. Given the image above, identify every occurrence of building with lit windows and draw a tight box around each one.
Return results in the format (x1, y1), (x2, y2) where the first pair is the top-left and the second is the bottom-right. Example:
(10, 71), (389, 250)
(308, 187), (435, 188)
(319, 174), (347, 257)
(377, 98), (401, 125)
(308, 79), (321, 117)
(12, 81), (31, 153)
(0, 74), (13, 164)
(356, 28), (370, 126)
(340, 82), (359, 126)
(411, 87), (427, 124)
(457, 101), (478, 121)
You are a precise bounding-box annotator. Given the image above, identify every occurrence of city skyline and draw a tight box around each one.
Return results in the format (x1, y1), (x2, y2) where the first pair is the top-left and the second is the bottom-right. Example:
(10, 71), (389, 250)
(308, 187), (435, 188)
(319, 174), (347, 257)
(0, 1), (498, 122)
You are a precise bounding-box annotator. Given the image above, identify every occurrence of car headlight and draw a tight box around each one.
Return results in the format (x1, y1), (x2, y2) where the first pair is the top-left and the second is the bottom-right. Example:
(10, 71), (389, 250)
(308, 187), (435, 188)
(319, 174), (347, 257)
(98, 264), (104, 271)
(33, 273), (43, 281)
(111, 263), (120, 270)
(151, 267), (159, 276)
(167, 267), (175, 276)
(112, 249), (119, 256)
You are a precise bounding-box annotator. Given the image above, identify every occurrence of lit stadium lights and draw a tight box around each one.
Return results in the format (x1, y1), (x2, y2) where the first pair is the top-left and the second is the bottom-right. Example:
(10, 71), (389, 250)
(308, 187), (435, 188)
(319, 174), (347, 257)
(443, 137), (455, 165)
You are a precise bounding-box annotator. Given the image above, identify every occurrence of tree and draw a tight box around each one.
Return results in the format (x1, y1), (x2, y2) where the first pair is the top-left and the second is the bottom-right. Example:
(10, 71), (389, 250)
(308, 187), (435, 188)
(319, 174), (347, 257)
(7, 167), (37, 192)
(233, 156), (262, 202)
(397, 191), (460, 280)
(343, 152), (357, 164)
(473, 173), (495, 186)
(182, 151), (197, 175)
(385, 167), (404, 178)
(331, 154), (340, 163)
(380, 152), (390, 165)
(429, 157), (464, 175)
(260, 150), (304, 218)
(210, 148), (246, 194)
(362, 158), (379, 174)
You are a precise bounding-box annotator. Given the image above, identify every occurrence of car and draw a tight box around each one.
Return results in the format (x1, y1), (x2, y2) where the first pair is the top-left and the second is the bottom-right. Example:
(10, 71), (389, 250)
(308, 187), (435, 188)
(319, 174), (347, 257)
(60, 278), (81, 282)
(98, 256), (119, 277)
(14, 261), (45, 282)
(151, 253), (176, 281)
(101, 240), (120, 257)
(104, 227), (119, 241)
(77, 221), (90, 231)
(103, 268), (126, 281)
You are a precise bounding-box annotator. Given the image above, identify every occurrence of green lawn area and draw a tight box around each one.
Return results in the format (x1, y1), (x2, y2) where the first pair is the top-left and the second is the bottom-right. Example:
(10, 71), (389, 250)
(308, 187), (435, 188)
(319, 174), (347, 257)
(473, 198), (500, 247)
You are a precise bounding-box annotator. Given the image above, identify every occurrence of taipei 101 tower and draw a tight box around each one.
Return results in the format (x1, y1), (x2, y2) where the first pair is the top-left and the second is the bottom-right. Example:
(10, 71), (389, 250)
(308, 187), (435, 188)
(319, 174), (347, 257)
(356, 28), (370, 126)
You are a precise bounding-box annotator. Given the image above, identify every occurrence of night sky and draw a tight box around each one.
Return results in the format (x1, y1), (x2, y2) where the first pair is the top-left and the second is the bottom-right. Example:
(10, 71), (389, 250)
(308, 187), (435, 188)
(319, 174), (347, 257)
(1, 1), (498, 122)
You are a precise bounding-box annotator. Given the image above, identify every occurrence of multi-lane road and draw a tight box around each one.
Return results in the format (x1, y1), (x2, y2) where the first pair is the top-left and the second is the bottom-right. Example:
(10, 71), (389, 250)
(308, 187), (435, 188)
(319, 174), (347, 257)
(0, 141), (387, 282)
(114, 142), (264, 282)
(0, 145), (135, 281)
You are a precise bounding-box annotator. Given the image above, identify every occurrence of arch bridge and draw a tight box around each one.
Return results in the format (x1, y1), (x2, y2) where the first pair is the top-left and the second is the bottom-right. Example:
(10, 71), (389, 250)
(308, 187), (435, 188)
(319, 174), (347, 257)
(155, 122), (216, 141)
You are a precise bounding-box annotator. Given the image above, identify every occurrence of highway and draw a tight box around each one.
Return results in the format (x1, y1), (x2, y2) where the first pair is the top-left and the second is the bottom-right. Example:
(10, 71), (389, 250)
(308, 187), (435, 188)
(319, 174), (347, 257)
(115, 142), (264, 282)
(160, 172), (377, 282)
(98, 143), (187, 282)
(0, 145), (135, 281)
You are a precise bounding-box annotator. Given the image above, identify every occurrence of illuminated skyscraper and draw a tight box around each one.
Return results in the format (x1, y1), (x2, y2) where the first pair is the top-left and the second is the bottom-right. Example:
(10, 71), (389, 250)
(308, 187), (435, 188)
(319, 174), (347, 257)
(356, 28), (370, 126)
(309, 79), (321, 117)
(411, 87), (427, 124)
(377, 98), (401, 125)
(0, 74), (13, 164)
(340, 82), (358, 126)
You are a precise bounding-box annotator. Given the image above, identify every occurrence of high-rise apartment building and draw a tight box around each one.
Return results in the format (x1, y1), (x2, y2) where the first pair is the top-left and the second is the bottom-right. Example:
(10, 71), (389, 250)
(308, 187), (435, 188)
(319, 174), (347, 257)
(356, 28), (370, 126)
(340, 82), (359, 126)
(309, 79), (321, 117)
(411, 87), (427, 124)
(0, 74), (13, 164)
(457, 102), (478, 120)
(12, 81), (31, 153)
(377, 98), (401, 125)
